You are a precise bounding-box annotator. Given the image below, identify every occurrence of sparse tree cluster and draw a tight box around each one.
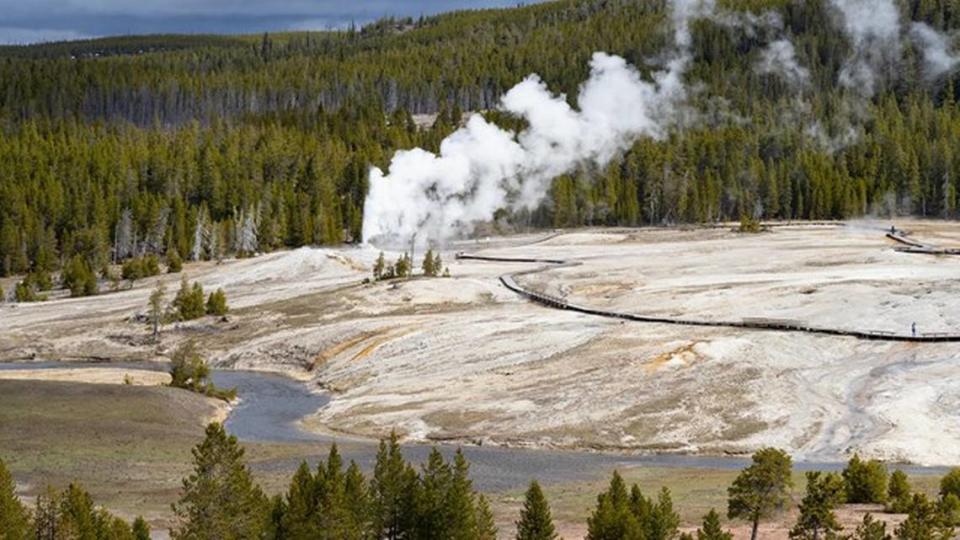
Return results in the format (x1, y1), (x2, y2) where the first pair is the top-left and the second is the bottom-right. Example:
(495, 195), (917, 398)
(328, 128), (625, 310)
(0, 458), (148, 540)
(7, 438), (960, 539)
(372, 249), (450, 281)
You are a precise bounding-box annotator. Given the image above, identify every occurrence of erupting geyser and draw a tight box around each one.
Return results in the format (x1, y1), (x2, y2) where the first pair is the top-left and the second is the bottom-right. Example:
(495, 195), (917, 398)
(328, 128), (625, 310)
(361, 52), (688, 247)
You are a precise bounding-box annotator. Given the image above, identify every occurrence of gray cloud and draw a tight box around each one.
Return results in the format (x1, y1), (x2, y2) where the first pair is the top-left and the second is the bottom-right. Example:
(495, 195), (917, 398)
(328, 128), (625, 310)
(0, 0), (539, 44)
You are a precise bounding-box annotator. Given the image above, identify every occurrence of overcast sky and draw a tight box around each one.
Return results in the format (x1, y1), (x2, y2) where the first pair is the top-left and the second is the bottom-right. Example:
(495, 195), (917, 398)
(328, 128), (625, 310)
(0, 0), (536, 45)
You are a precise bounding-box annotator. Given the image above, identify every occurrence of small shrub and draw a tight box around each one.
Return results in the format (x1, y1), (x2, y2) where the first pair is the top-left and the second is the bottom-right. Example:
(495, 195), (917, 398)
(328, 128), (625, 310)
(167, 249), (183, 273)
(168, 341), (235, 402)
(144, 254), (160, 276)
(206, 288), (228, 316)
(173, 276), (206, 321)
(26, 270), (53, 291)
(739, 214), (762, 233)
(123, 374), (134, 385)
(122, 255), (162, 281)
(61, 255), (98, 297)
(14, 280), (42, 302)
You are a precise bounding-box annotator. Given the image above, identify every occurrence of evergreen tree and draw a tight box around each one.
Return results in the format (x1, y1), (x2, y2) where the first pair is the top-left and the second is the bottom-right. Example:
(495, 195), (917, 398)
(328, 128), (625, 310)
(888, 471), (912, 513)
(894, 494), (953, 540)
(447, 450), (479, 539)
(516, 480), (557, 540)
(373, 252), (386, 280)
(727, 448), (794, 540)
(206, 288), (229, 316)
(173, 276), (206, 320)
(0, 459), (31, 540)
(587, 471), (642, 540)
(850, 514), (891, 540)
(62, 255), (98, 297)
(939, 468), (960, 500)
(172, 423), (267, 539)
(476, 494), (498, 540)
(148, 280), (166, 340)
(649, 487), (680, 540)
(371, 431), (417, 539)
(282, 461), (319, 539)
(697, 509), (732, 540)
(788, 471), (845, 540)
(415, 448), (453, 537)
(844, 454), (888, 504)
(167, 249), (183, 273)
(169, 341), (211, 392)
(422, 249), (436, 277)
(132, 516), (151, 540)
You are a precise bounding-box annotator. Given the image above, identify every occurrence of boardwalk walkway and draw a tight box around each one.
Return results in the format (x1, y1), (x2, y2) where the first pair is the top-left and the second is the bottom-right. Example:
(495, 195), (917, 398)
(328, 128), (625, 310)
(456, 230), (960, 343)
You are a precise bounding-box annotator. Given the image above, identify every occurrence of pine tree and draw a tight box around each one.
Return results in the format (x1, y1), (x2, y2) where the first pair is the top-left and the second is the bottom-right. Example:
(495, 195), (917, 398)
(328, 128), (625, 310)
(476, 494), (498, 540)
(167, 249), (183, 273)
(888, 471), (912, 513)
(422, 249), (436, 277)
(173, 276), (206, 320)
(282, 461), (319, 538)
(373, 251), (386, 280)
(727, 448), (794, 540)
(789, 471), (845, 540)
(447, 450), (479, 539)
(697, 509), (733, 540)
(148, 280), (166, 340)
(344, 461), (372, 538)
(172, 423), (267, 539)
(850, 514), (891, 540)
(132, 516), (151, 540)
(844, 454), (888, 504)
(0, 459), (31, 540)
(894, 494), (952, 540)
(415, 448), (452, 537)
(587, 471), (642, 540)
(516, 480), (557, 540)
(371, 431), (417, 539)
(62, 255), (98, 297)
(649, 487), (680, 540)
(206, 288), (229, 316)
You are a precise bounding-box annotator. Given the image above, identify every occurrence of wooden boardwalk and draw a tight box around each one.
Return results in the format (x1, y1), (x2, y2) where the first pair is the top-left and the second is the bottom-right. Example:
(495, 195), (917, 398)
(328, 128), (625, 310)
(887, 229), (960, 255)
(457, 235), (960, 343)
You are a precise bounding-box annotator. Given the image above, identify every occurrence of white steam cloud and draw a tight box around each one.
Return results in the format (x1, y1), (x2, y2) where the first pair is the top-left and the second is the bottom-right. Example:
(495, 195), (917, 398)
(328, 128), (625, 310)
(362, 0), (715, 245)
(910, 22), (960, 79)
(829, 0), (902, 95)
(757, 39), (810, 87)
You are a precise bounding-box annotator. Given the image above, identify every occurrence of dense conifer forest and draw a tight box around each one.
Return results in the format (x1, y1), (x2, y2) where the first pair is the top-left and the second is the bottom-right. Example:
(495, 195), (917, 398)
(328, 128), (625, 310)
(3, 0), (960, 279)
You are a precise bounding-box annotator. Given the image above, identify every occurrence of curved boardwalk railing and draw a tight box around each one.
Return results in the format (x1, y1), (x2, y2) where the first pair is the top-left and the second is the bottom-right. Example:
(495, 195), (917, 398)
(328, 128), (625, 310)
(887, 229), (960, 255)
(457, 243), (960, 343)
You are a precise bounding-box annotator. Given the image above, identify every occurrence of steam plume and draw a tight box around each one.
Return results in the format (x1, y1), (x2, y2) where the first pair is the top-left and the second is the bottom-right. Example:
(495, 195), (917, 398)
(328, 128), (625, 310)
(910, 22), (960, 79)
(757, 39), (810, 87)
(362, 1), (714, 245)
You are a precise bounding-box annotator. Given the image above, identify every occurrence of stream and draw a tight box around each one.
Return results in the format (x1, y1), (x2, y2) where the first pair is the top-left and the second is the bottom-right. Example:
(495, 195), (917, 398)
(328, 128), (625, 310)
(0, 362), (947, 491)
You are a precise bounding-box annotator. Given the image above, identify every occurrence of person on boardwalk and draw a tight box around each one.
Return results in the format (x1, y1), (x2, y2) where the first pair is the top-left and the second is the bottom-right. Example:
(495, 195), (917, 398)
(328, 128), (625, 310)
(912, 322), (917, 337)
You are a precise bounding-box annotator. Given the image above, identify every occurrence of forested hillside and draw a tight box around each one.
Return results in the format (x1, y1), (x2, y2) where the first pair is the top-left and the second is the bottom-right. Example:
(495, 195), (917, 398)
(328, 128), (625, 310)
(2, 0), (960, 279)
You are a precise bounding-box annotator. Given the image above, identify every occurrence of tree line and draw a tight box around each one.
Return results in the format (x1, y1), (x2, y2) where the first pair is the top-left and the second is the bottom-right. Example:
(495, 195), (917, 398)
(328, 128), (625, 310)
(5, 429), (960, 539)
(4, 0), (960, 280)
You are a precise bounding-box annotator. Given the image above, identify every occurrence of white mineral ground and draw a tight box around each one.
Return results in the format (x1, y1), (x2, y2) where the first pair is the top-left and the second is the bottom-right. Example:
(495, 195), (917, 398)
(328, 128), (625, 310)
(1, 220), (959, 465)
